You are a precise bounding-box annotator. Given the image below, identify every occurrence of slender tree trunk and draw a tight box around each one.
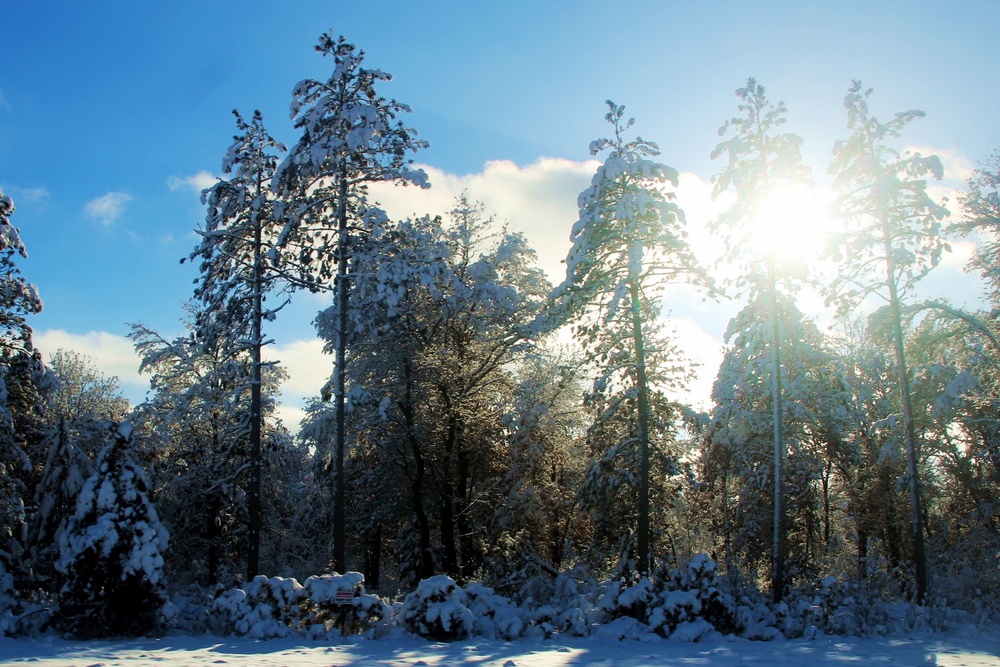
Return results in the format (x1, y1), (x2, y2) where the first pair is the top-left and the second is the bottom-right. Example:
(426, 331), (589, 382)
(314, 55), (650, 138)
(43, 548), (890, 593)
(247, 187), (264, 580)
(207, 495), (220, 586)
(722, 466), (732, 576)
(822, 461), (832, 549)
(440, 410), (459, 576)
(365, 524), (381, 590)
(628, 281), (652, 576)
(333, 172), (349, 574)
(456, 448), (474, 578)
(766, 258), (786, 603)
(402, 359), (433, 580)
(884, 254), (928, 603)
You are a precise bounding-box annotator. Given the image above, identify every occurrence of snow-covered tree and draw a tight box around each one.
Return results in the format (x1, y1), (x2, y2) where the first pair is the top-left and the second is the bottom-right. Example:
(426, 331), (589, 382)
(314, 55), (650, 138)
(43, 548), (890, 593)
(0, 188), (42, 355)
(272, 33), (428, 573)
(55, 422), (168, 638)
(0, 188), (45, 593)
(825, 81), (949, 603)
(0, 350), (53, 593)
(490, 346), (588, 584)
(185, 109), (287, 579)
(575, 314), (695, 576)
(954, 148), (1000, 301)
(555, 100), (711, 575)
(312, 195), (550, 586)
(45, 349), (130, 428)
(130, 311), (297, 586)
(710, 78), (811, 601)
(889, 307), (1000, 608)
(704, 294), (850, 589)
(28, 350), (129, 590)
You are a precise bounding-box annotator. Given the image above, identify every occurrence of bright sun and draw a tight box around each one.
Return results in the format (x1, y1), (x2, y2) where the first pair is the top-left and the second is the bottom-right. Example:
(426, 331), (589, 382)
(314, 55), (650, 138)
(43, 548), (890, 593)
(748, 184), (836, 262)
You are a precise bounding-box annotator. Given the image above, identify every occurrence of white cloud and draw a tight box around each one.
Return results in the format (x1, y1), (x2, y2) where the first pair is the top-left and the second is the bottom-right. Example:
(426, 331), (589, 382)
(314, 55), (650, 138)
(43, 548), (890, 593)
(32, 330), (327, 434)
(906, 144), (976, 185)
(275, 405), (308, 434)
(263, 338), (329, 398)
(34, 329), (147, 404)
(667, 315), (726, 412)
(8, 186), (49, 203)
(84, 192), (132, 227)
(168, 171), (217, 195)
(370, 159), (724, 288)
(370, 158), (601, 283)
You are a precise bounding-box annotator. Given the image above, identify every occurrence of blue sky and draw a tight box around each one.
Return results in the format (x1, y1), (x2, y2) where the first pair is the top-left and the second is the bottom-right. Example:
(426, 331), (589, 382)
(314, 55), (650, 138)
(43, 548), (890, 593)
(2, 1), (998, 424)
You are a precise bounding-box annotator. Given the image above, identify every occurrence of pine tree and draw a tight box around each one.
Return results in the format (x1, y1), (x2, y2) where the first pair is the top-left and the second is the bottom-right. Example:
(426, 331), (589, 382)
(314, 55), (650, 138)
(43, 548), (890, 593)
(705, 293), (850, 587)
(56, 422), (168, 639)
(0, 188), (44, 590)
(30, 349), (132, 584)
(273, 33), (428, 574)
(0, 188), (42, 355)
(710, 78), (811, 601)
(556, 101), (711, 575)
(130, 311), (291, 586)
(185, 109), (287, 580)
(825, 80), (949, 604)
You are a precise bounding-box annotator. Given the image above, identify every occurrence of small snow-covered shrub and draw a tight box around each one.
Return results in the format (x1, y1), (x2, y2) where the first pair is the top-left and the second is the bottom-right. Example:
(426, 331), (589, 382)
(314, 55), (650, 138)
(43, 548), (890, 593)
(521, 566), (598, 638)
(55, 423), (169, 639)
(212, 576), (304, 639)
(160, 585), (217, 634)
(599, 576), (654, 622)
(465, 583), (525, 640)
(301, 572), (390, 638)
(210, 572), (388, 639)
(734, 597), (782, 641)
(596, 555), (735, 641)
(656, 554), (735, 638)
(781, 571), (904, 638)
(400, 574), (474, 641)
(0, 560), (17, 636)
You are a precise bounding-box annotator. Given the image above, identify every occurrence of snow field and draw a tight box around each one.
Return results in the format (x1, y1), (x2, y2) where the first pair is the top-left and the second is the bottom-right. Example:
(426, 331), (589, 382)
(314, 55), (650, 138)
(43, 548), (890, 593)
(1, 626), (999, 667)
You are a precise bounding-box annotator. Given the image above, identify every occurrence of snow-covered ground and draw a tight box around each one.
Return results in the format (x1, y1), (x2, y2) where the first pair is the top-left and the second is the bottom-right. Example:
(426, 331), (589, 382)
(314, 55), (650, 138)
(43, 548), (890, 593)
(1, 627), (998, 667)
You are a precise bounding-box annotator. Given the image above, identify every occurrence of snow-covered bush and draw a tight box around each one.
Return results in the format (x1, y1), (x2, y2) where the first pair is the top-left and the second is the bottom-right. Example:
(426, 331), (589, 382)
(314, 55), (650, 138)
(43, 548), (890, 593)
(55, 422), (169, 638)
(526, 570), (597, 638)
(595, 554), (735, 641)
(0, 563), (50, 638)
(0, 559), (16, 635)
(301, 572), (390, 638)
(659, 554), (736, 637)
(465, 582), (525, 640)
(400, 574), (474, 641)
(780, 571), (907, 638)
(733, 598), (782, 641)
(209, 572), (388, 639)
(212, 576), (304, 639)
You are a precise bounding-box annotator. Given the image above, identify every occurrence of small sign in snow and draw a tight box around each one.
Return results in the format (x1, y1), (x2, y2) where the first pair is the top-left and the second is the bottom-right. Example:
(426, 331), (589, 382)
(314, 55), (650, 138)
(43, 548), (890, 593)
(333, 590), (354, 605)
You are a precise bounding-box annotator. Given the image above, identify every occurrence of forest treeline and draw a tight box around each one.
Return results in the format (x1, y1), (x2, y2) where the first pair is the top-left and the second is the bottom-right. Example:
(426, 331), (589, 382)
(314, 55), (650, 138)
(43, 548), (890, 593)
(1, 33), (999, 638)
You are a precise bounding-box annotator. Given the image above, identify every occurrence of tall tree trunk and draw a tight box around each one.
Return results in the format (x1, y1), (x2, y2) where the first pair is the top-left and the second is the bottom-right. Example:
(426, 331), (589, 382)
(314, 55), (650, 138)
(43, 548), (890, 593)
(883, 225), (929, 604)
(628, 281), (652, 576)
(332, 172), (349, 574)
(766, 258), (786, 603)
(207, 494), (220, 586)
(247, 183), (264, 580)
(440, 410), (459, 576)
(402, 359), (433, 580)
(364, 524), (381, 591)
(456, 447), (474, 578)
